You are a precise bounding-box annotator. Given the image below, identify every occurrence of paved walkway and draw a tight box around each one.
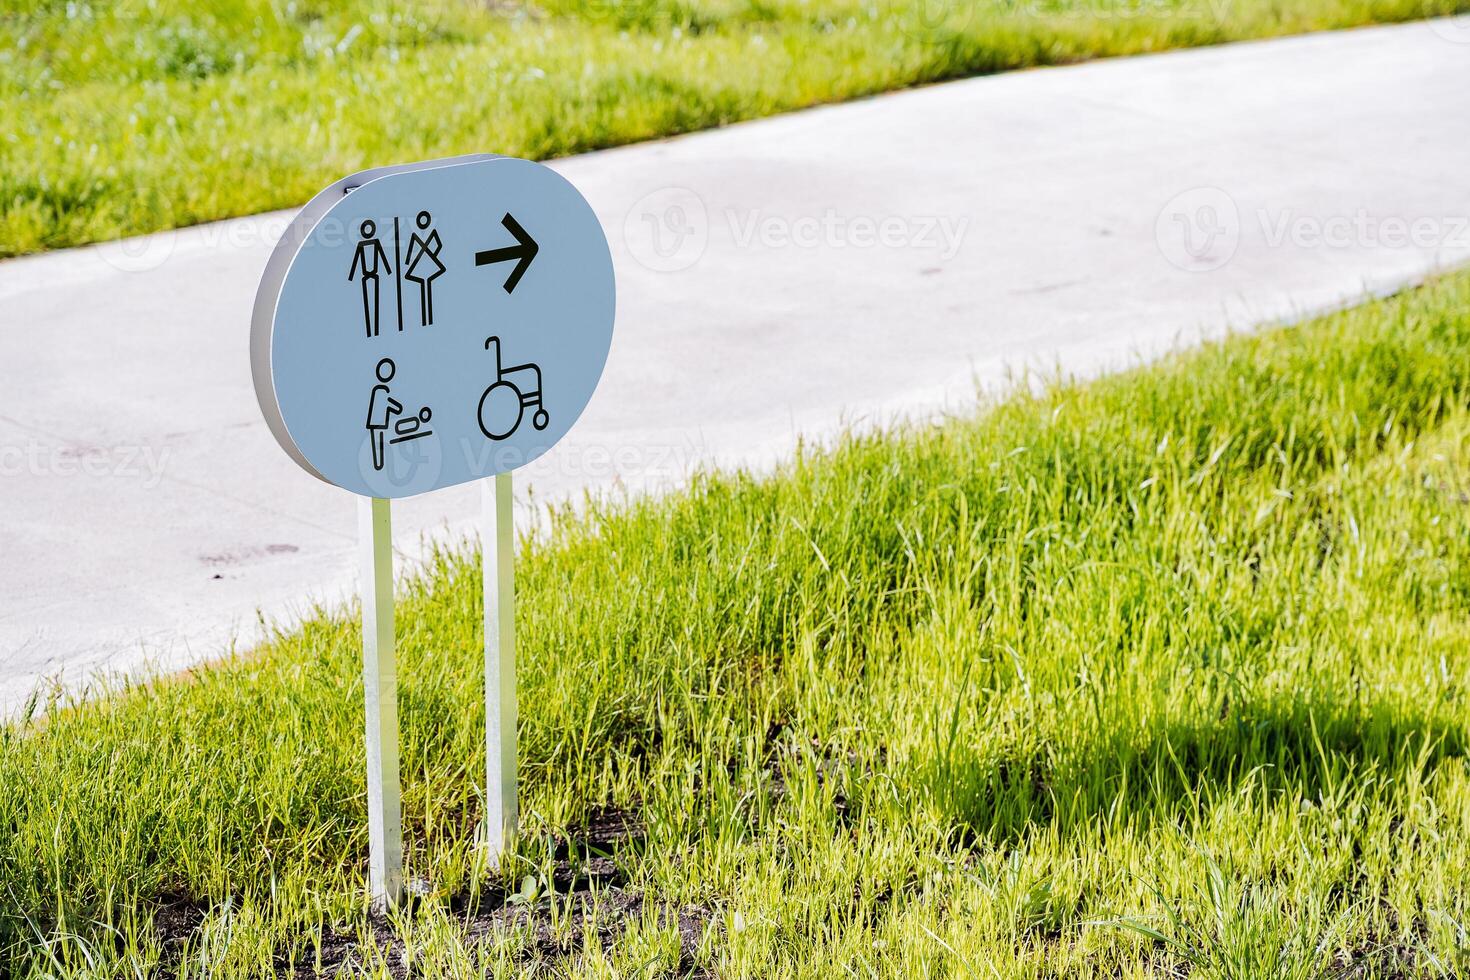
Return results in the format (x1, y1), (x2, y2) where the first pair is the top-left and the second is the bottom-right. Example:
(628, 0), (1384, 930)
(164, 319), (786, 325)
(3, 20), (1469, 711)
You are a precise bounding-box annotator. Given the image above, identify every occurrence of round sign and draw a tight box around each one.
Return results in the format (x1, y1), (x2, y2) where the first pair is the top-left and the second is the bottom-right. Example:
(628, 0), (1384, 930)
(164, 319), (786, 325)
(251, 155), (616, 498)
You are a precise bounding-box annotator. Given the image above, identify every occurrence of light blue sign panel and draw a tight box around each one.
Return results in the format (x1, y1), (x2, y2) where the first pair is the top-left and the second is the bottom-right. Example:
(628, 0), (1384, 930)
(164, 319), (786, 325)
(251, 155), (616, 498)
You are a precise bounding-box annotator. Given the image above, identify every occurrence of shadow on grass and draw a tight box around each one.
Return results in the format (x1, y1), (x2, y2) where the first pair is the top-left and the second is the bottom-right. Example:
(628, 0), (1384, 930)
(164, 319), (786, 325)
(918, 699), (1462, 846)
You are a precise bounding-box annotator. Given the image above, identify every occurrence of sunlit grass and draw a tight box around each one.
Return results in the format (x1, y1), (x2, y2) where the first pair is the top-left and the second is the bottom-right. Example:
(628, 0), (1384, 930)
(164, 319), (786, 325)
(4, 0), (1468, 255)
(3, 273), (1470, 975)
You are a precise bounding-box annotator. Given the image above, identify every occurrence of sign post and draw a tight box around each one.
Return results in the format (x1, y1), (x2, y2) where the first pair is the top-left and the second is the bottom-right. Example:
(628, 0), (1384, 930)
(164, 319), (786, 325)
(251, 154), (615, 907)
(483, 473), (517, 853)
(359, 496), (404, 906)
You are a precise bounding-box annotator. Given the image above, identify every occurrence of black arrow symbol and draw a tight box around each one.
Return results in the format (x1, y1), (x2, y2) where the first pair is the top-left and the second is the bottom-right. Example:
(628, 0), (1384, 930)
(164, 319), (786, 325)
(474, 213), (538, 294)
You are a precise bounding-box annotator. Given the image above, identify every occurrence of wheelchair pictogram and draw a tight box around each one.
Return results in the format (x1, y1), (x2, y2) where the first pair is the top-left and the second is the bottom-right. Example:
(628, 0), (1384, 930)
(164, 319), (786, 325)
(477, 335), (549, 441)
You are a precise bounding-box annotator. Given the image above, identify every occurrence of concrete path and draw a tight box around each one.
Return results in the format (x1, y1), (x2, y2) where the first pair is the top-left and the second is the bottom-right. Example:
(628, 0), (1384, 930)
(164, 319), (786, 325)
(3, 20), (1469, 712)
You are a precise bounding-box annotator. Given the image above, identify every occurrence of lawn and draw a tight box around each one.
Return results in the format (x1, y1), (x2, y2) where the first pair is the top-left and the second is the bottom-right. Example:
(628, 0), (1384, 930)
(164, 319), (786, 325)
(4, 0), (1469, 256)
(3, 271), (1470, 976)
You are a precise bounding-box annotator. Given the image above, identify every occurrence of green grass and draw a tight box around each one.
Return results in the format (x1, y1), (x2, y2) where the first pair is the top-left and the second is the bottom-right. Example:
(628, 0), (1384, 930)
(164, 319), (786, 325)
(5, 273), (1470, 976)
(4, 0), (1469, 256)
